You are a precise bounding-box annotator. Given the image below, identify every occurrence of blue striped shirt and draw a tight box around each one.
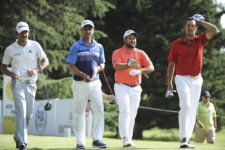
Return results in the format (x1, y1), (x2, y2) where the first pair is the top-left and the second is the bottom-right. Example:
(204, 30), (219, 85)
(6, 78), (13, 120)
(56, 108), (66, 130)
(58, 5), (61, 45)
(66, 38), (105, 81)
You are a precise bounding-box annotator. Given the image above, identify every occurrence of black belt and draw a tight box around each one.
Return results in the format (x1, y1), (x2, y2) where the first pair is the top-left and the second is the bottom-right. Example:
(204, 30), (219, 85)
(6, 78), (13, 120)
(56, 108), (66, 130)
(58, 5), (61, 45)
(116, 82), (139, 87)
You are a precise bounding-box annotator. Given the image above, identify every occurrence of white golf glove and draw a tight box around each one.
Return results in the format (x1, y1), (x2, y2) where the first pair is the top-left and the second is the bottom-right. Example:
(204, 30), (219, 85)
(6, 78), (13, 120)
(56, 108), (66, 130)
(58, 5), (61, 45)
(91, 67), (98, 79)
(165, 90), (174, 99)
(129, 69), (141, 76)
(191, 14), (205, 21)
(127, 58), (137, 67)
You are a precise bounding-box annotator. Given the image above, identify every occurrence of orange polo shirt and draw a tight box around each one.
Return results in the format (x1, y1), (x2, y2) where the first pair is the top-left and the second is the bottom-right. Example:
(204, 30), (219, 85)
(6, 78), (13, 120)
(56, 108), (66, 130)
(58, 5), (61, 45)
(112, 45), (151, 85)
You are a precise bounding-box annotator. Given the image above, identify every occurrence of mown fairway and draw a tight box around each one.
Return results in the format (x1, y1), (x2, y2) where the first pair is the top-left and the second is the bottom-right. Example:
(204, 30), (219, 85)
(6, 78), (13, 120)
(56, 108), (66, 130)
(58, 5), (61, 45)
(0, 129), (224, 150)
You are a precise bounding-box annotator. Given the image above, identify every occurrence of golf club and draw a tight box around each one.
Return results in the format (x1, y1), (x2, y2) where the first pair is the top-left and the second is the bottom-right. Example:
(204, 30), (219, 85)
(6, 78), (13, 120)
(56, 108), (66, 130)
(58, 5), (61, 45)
(91, 53), (116, 104)
(32, 32), (52, 111)
(39, 64), (52, 111)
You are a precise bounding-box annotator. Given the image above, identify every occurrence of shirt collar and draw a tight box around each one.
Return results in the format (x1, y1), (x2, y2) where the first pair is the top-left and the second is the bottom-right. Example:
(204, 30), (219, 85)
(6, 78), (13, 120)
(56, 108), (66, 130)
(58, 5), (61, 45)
(122, 45), (137, 52)
(15, 39), (31, 48)
(179, 35), (198, 44)
(79, 38), (96, 46)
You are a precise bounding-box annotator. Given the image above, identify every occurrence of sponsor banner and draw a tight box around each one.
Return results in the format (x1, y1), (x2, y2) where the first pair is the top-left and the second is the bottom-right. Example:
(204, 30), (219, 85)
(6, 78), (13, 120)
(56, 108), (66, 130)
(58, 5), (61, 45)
(3, 75), (16, 133)
(28, 99), (92, 137)
(29, 99), (76, 136)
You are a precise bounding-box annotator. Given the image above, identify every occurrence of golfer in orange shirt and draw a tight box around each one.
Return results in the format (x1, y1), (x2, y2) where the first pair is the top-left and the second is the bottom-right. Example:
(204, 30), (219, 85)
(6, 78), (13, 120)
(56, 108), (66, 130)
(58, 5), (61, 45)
(112, 30), (154, 147)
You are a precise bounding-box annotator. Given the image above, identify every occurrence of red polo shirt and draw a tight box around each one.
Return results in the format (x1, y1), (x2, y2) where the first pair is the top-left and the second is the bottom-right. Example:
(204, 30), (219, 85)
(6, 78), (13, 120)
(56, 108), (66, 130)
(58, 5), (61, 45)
(168, 33), (208, 76)
(112, 45), (151, 85)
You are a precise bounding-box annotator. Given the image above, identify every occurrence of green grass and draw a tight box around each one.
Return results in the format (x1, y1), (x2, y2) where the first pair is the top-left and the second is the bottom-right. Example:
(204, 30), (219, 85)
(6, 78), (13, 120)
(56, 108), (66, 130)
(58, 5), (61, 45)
(0, 129), (225, 150)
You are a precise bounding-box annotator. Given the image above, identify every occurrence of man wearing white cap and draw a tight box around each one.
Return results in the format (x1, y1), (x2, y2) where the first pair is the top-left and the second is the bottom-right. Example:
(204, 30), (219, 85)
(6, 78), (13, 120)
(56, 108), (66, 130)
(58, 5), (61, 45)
(112, 29), (154, 147)
(66, 19), (107, 149)
(1, 21), (49, 150)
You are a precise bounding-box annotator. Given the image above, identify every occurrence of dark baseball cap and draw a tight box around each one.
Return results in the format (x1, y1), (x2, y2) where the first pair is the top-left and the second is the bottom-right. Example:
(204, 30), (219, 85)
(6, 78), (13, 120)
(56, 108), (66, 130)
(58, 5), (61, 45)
(202, 91), (211, 97)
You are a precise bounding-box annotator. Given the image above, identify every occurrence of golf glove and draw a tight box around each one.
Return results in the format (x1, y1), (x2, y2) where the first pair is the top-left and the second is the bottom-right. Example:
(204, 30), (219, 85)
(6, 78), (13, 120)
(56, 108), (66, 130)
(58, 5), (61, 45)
(91, 67), (98, 80)
(165, 90), (174, 99)
(191, 14), (205, 21)
(127, 58), (137, 67)
(129, 69), (141, 76)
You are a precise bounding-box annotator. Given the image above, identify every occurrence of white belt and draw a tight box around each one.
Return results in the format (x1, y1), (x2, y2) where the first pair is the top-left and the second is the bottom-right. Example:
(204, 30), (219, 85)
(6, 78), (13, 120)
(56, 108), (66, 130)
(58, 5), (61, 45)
(18, 79), (36, 84)
(185, 74), (201, 79)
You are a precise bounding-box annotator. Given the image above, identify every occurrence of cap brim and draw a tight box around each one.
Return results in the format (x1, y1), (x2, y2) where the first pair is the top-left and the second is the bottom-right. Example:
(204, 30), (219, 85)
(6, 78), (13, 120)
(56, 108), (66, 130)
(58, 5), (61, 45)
(17, 27), (29, 33)
(81, 24), (94, 29)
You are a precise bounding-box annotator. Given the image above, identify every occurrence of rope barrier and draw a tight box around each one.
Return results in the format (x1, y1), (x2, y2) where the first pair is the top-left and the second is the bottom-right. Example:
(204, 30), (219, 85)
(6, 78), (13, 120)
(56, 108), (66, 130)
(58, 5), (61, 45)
(138, 106), (225, 119)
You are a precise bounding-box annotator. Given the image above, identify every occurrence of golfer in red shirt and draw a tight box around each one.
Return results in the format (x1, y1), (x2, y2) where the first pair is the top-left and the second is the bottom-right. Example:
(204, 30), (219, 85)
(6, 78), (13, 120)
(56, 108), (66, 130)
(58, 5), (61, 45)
(166, 14), (219, 148)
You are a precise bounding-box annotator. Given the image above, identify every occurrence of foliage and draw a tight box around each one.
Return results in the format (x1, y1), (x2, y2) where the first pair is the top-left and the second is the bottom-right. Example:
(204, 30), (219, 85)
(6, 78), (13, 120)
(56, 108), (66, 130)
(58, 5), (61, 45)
(36, 77), (73, 100)
(104, 102), (119, 133)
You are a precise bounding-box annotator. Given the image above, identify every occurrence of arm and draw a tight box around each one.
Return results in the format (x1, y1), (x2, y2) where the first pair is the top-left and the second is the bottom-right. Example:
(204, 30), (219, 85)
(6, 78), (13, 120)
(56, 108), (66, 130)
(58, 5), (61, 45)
(139, 62), (154, 75)
(167, 61), (175, 91)
(113, 63), (140, 71)
(68, 64), (91, 82)
(102, 91), (112, 100)
(39, 57), (49, 70)
(1, 64), (19, 80)
(97, 63), (105, 72)
(196, 118), (204, 128)
(198, 20), (219, 40)
(213, 116), (217, 129)
(27, 57), (49, 76)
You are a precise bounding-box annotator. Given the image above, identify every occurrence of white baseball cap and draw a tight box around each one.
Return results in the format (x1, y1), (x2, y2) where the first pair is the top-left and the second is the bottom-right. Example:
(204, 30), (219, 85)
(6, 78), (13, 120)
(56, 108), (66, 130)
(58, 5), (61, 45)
(16, 21), (29, 33)
(123, 30), (138, 39)
(80, 20), (94, 29)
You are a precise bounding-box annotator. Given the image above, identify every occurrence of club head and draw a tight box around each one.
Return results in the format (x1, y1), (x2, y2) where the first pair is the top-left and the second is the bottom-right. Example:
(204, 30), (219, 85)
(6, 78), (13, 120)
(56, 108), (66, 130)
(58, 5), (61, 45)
(44, 102), (52, 111)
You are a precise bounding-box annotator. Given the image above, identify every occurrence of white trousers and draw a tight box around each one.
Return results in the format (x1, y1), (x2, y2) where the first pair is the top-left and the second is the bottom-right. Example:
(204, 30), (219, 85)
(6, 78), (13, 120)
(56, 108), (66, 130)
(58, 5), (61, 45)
(175, 75), (203, 141)
(114, 83), (142, 143)
(72, 79), (104, 145)
(11, 80), (37, 145)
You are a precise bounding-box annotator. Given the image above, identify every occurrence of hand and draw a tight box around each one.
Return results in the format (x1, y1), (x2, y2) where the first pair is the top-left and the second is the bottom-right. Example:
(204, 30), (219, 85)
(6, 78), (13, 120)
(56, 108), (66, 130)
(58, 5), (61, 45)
(127, 58), (137, 67)
(198, 122), (204, 129)
(108, 95), (117, 104)
(129, 69), (141, 76)
(82, 74), (92, 82)
(91, 67), (98, 80)
(165, 90), (174, 99)
(11, 72), (20, 80)
(27, 69), (38, 76)
(191, 14), (205, 21)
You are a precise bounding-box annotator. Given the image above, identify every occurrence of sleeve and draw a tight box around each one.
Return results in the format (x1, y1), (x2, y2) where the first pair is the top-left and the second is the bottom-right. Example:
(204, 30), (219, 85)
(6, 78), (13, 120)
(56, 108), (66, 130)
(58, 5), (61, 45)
(35, 42), (47, 61)
(2, 47), (11, 65)
(98, 44), (105, 64)
(112, 49), (121, 67)
(168, 43), (176, 62)
(66, 45), (78, 64)
(140, 51), (151, 67)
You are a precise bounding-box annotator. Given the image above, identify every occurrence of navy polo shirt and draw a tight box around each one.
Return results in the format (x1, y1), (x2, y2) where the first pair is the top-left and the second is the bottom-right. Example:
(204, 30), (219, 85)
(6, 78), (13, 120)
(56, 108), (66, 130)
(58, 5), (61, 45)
(66, 38), (105, 81)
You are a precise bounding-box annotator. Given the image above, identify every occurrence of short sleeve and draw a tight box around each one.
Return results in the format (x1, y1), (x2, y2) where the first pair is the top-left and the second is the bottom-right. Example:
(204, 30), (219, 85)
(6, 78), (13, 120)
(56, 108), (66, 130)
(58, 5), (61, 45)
(112, 49), (121, 66)
(35, 42), (47, 61)
(140, 51), (151, 67)
(98, 44), (105, 64)
(66, 45), (78, 64)
(2, 47), (11, 65)
(168, 43), (176, 62)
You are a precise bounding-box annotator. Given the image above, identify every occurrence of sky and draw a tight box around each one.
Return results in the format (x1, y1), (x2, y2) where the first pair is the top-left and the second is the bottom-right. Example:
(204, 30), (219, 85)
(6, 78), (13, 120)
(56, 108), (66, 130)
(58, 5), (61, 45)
(217, 0), (225, 28)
